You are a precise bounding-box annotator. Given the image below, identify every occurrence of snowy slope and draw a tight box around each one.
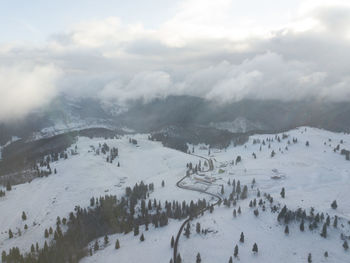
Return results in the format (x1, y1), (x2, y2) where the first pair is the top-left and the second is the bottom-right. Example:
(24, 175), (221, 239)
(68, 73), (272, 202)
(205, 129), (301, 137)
(1, 127), (350, 263)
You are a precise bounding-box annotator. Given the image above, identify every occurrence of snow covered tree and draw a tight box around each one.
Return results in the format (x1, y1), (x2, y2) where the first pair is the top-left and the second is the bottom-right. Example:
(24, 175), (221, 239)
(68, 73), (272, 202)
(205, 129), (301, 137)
(221, 185), (224, 195)
(115, 239), (120, 249)
(31, 244), (35, 253)
(252, 243), (258, 253)
(343, 240), (349, 250)
(162, 180), (165, 187)
(228, 256), (233, 263)
(104, 235), (109, 245)
(196, 252), (201, 263)
(233, 209), (237, 218)
(238, 206), (241, 214)
(324, 251), (328, 258)
(8, 229), (13, 239)
(6, 182), (11, 191)
(140, 233), (145, 242)
(239, 232), (244, 243)
(280, 187), (285, 198)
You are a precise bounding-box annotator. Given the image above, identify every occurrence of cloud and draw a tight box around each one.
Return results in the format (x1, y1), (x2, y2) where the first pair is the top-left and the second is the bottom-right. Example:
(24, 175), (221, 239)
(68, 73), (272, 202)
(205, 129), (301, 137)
(1, 0), (350, 121)
(0, 63), (61, 122)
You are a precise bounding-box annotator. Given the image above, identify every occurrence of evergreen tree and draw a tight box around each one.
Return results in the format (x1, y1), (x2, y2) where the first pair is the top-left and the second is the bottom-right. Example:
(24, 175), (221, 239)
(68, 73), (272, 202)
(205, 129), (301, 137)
(221, 185), (224, 195)
(44, 229), (49, 238)
(176, 253), (182, 263)
(343, 240), (349, 250)
(22, 211), (27, 221)
(300, 219), (305, 232)
(234, 245), (239, 258)
(104, 235), (109, 245)
(238, 206), (241, 214)
(31, 244), (35, 253)
(49, 227), (53, 235)
(228, 256), (233, 263)
(184, 222), (191, 238)
(140, 233), (145, 242)
(8, 229), (13, 238)
(252, 243), (258, 253)
(239, 232), (244, 243)
(284, 225), (289, 235)
(196, 222), (201, 234)
(326, 216), (330, 226)
(280, 187), (285, 198)
(320, 223), (327, 238)
(196, 252), (201, 263)
(6, 182), (11, 191)
(333, 216), (338, 228)
(308, 253), (312, 263)
(162, 180), (165, 187)
(115, 239), (120, 249)
(331, 200), (338, 209)
(233, 209), (237, 218)
(171, 236), (174, 248)
(24, 224), (28, 230)
(134, 224), (139, 236)
(324, 251), (328, 258)
(94, 240), (99, 251)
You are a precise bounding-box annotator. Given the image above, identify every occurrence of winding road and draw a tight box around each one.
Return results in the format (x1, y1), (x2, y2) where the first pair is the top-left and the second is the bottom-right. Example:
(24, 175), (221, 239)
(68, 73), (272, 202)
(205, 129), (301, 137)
(173, 153), (222, 263)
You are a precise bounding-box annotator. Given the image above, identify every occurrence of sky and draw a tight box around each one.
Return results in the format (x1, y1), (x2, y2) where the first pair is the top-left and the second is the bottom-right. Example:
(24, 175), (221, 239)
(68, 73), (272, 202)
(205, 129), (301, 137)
(1, 0), (350, 121)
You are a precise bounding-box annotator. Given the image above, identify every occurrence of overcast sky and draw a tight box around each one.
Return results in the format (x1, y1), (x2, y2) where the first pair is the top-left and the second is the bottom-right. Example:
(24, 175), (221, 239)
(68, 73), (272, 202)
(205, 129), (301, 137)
(1, 0), (350, 121)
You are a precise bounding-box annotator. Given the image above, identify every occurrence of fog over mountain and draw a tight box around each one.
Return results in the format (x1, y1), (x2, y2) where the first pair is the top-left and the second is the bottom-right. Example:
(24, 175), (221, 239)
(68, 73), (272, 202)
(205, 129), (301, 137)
(1, 0), (350, 124)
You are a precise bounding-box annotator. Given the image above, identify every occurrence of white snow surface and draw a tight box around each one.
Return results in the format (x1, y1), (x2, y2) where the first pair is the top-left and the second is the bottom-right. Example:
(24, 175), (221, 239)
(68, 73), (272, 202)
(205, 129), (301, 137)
(1, 127), (350, 263)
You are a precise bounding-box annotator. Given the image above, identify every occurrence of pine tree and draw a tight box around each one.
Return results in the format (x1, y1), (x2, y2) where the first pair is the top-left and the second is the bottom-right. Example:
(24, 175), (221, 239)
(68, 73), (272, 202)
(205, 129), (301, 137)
(196, 252), (201, 263)
(115, 239), (120, 249)
(233, 209), (237, 218)
(94, 240), (99, 251)
(184, 222), (191, 238)
(252, 243), (258, 253)
(2, 251), (6, 262)
(238, 206), (241, 214)
(280, 187), (285, 198)
(320, 223), (327, 238)
(333, 216), (338, 228)
(49, 227), (53, 235)
(8, 229), (13, 239)
(284, 225), (289, 235)
(134, 224), (139, 236)
(308, 253), (312, 263)
(343, 240), (349, 250)
(44, 229), (49, 238)
(162, 180), (165, 187)
(240, 232), (244, 243)
(176, 253), (182, 263)
(104, 235), (109, 245)
(31, 244), (35, 253)
(196, 222), (201, 234)
(24, 224), (28, 230)
(331, 200), (337, 209)
(22, 211), (27, 221)
(140, 233), (145, 242)
(324, 251), (328, 258)
(6, 182), (11, 191)
(228, 256), (233, 263)
(234, 245), (239, 258)
(221, 185), (224, 195)
(169, 236), (174, 248)
(300, 219), (305, 232)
